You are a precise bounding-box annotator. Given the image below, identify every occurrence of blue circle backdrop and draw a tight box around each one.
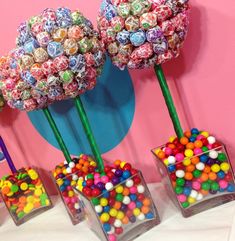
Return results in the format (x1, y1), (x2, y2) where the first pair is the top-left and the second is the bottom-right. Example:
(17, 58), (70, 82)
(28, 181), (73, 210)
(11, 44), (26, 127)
(28, 57), (135, 155)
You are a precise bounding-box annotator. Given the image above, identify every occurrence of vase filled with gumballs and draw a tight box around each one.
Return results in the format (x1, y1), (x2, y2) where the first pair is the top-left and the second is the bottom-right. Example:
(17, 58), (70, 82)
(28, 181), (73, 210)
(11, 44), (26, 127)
(152, 128), (235, 217)
(73, 159), (160, 241)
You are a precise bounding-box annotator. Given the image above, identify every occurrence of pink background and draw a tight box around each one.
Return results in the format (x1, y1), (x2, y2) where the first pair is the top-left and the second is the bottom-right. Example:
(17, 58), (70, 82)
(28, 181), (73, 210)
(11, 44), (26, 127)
(0, 0), (235, 191)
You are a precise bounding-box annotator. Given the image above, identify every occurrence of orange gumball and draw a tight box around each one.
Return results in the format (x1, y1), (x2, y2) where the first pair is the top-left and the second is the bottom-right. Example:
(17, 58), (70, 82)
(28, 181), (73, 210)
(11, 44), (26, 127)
(208, 172), (217, 181)
(79, 159), (85, 165)
(114, 160), (121, 166)
(191, 156), (200, 165)
(157, 151), (165, 159)
(168, 144), (176, 149)
(114, 201), (121, 210)
(143, 198), (151, 206)
(180, 137), (189, 145)
(186, 164), (195, 172)
(203, 165), (211, 174)
(184, 172), (193, 180)
(184, 131), (191, 138)
(194, 140), (203, 148)
(200, 173), (209, 182)
(186, 142), (195, 150)
(122, 216), (129, 224)
(200, 189), (209, 196)
(122, 187), (130, 196)
(141, 206), (150, 214)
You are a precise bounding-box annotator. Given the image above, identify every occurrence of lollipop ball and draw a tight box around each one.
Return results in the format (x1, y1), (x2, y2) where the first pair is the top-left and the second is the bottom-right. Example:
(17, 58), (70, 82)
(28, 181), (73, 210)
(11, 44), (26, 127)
(98, 0), (190, 70)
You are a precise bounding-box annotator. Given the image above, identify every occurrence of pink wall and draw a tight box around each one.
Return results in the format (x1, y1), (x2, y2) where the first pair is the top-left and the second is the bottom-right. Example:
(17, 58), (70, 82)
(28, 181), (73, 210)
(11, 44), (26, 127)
(0, 0), (235, 190)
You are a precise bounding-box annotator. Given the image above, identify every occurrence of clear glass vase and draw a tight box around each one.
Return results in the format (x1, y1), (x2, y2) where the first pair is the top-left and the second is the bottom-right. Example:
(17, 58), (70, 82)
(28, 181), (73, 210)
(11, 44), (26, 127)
(74, 171), (160, 241)
(0, 167), (53, 225)
(52, 171), (85, 225)
(152, 144), (235, 217)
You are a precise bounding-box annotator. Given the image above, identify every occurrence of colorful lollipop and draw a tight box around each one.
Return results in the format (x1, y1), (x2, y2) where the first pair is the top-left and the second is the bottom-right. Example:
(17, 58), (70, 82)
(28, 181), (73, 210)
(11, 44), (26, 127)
(0, 136), (52, 225)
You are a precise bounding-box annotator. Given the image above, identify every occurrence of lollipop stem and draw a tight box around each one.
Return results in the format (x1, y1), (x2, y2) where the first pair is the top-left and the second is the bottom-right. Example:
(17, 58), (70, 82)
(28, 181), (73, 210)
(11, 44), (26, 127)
(42, 107), (72, 163)
(0, 136), (17, 173)
(74, 96), (104, 173)
(154, 64), (184, 139)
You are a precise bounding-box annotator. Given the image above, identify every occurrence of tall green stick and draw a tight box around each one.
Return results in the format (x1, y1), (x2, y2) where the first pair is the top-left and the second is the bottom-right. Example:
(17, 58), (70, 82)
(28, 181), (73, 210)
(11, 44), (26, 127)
(43, 107), (72, 163)
(154, 64), (184, 139)
(74, 96), (104, 173)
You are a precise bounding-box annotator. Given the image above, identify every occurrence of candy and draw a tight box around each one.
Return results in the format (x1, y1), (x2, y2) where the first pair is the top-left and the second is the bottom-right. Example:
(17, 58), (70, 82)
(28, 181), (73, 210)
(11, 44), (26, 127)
(139, 13), (157, 30)
(52, 28), (68, 42)
(98, 0), (189, 69)
(73, 160), (158, 240)
(36, 31), (51, 47)
(47, 42), (64, 58)
(33, 47), (49, 63)
(64, 39), (78, 55)
(0, 168), (52, 224)
(154, 129), (235, 210)
(130, 30), (146, 46)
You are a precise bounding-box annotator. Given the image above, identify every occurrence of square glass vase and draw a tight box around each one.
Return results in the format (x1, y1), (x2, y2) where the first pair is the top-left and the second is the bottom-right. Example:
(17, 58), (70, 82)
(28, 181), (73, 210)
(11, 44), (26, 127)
(0, 167), (53, 225)
(74, 171), (160, 241)
(52, 171), (85, 225)
(152, 144), (235, 217)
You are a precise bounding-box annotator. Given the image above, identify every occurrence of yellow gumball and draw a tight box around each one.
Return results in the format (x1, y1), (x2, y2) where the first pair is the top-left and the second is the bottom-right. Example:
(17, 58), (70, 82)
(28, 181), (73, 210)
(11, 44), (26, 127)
(115, 185), (124, 194)
(116, 211), (125, 220)
(220, 163), (230, 172)
(211, 164), (220, 173)
(188, 197), (196, 204)
(163, 159), (169, 166)
(185, 149), (194, 158)
(100, 198), (108, 207)
(133, 208), (141, 217)
(109, 208), (118, 217)
(201, 131), (209, 138)
(100, 213), (110, 222)
(183, 158), (191, 166)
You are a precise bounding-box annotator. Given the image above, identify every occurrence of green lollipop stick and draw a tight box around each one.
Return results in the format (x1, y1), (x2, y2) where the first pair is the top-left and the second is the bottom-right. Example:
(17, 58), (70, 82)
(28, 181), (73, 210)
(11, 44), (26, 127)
(74, 96), (104, 173)
(43, 107), (72, 163)
(154, 64), (184, 139)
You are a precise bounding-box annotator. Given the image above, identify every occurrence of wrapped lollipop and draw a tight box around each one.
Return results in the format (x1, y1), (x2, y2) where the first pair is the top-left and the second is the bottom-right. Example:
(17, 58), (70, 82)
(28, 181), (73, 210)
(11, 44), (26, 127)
(98, 0), (235, 217)
(0, 136), (52, 225)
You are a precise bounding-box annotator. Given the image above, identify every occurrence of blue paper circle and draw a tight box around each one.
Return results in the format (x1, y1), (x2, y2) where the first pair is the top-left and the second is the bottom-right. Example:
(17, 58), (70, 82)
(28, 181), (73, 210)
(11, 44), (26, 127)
(28, 57), (135, 156)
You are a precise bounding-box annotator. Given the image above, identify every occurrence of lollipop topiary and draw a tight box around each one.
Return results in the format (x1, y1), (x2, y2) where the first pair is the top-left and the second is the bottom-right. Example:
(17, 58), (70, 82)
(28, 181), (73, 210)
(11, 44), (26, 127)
(98, 0), (189, 138)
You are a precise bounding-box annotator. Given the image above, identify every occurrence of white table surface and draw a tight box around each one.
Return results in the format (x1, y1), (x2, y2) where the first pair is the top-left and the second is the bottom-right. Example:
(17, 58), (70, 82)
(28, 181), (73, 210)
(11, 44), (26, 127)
(1, 183), (235, 241)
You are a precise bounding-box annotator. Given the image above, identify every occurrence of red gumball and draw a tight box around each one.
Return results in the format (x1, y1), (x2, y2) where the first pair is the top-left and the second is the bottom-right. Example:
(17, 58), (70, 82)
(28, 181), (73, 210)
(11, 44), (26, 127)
(201, 138), (209, 146)
(107, 171), (115, 180)
(108, 198), (116, 206)
(115, 227), (123, 235)
(170, 173), (177, 181)
(86, 179), (94, 187)
(92, 188), (101, 197)
(83, 187), (92, 197)
(137, 194), (145, 201)
(109, 217), (115, 225)
(133, 176), (141, 185)
(123, 163), (132, 171)
(130, 169), (138, 176)
(110, 190), (116, 198)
